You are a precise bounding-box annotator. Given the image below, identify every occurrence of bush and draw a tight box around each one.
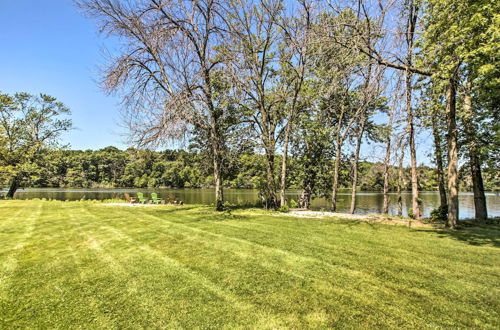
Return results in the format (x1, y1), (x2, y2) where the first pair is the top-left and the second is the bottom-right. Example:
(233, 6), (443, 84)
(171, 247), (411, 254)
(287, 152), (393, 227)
(408, 208), (414, 219)
(290, 199), (298, 208)
(222, 201), (235, 216)
(431, 205), (448, 222)
(222, 201), (235, 210)
(278, 205), (290, 213)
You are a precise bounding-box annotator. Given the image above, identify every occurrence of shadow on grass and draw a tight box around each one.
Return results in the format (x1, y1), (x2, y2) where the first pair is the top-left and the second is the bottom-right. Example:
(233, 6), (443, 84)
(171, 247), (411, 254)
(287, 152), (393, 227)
(147, 206), (199, 214)
(148, 205), (253, 223)
(414, 225), (500, 247)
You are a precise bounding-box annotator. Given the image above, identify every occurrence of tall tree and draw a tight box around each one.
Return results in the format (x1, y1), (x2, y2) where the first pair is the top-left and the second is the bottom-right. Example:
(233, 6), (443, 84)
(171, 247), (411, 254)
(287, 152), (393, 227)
(0, 93), (72, 198)
(312, 10), (371, 211)
(420, 81), (448, 210)
(382, 78), (401, 214)
(462, 77), (487, 221)
(421, 0), (499, 225)
(293, 107), (333, 209)
(403, 0), (422, 219)
(224, 0), (285, 209)
(349, 65), (384, 214)
(278, 0), (312, 207)
(78, 0), (235, 210)
(396, 135), (407, 216)
(445, 77), (459, 226)
(430, 101), (448, 209)
(326, 0), (429, 217)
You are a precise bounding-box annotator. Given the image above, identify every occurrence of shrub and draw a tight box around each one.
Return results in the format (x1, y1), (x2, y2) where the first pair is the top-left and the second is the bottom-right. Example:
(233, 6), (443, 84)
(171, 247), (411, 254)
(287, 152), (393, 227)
(408, 208), (414, 219)
(222, 201), (235, 216)
(431, 205), (448, 222)
(278, 205), (290, 213)
(290, 199), (298, 208)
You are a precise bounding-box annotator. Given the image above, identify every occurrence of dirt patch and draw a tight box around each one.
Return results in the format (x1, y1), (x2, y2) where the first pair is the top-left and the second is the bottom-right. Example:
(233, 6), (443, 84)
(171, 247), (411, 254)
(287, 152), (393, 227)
(99, 203), (164, 207)
(284, 209), (431, 228)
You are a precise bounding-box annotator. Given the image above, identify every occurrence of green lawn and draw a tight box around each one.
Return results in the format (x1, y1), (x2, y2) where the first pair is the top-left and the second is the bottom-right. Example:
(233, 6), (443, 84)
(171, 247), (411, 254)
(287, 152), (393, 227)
(0, 200), (499, 329)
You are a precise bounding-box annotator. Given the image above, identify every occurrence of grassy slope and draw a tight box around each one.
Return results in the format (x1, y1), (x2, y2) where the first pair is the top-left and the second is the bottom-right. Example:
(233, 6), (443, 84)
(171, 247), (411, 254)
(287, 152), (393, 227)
(0, 200), (499, 329)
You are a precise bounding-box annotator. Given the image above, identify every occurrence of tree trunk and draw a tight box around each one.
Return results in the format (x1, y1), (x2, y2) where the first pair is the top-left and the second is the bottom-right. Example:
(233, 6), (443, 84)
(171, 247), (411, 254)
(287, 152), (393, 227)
(446, 79), (459, 228)
(382, 145), (391, 214)
(431, 112), (447, 208)
(299, 181), (313, 209)
(470, 152), (487, 222)
(279, 122), (292, 207)
(397, 144), (405, 217)
(331, 141), (342, 212)
(382, 94), (397, 214)
(404, 0), (421, 220)
(463, 79), (487, 222)
(213, 160), (223, 211)
(406, 69), (420, 219)
(349, 119), (366, 214)
(7, 176), (19, 198)
(211, 120), (224, 211)
(265, 146), (278, 210)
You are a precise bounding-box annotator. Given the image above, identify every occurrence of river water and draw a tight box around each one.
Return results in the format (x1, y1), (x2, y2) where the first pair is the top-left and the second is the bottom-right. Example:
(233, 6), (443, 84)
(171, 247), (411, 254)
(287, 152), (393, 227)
(4, 188), (499, 219)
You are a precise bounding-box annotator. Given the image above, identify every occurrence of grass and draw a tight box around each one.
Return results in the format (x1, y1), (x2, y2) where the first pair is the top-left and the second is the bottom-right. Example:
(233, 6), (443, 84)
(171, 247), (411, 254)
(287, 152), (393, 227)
(0, 200), (499, 329)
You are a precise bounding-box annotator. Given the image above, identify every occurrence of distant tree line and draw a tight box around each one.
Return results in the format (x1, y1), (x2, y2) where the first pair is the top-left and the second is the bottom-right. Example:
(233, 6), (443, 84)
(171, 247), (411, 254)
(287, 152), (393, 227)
(3, 146), (497, 195)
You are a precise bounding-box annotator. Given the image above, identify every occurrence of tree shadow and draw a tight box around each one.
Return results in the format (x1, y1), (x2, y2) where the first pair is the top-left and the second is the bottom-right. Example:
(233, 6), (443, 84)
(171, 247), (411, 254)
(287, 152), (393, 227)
(147, 205), (199, 214)
(414, 224), (500, 247)
(326, 218), (379, 230)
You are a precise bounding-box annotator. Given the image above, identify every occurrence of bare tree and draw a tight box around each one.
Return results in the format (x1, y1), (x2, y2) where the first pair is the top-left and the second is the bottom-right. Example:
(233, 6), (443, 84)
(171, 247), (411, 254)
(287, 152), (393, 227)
(382, 77), (401, 214)
(402, 0), (421, 219)
(278, 0), (313, 208)
(77, 0), (234, 210)
(323, 0), (429, 217)
(311, 9), (375, 212)
(224, 0), (286, 209)
(348, 63), (386, 214)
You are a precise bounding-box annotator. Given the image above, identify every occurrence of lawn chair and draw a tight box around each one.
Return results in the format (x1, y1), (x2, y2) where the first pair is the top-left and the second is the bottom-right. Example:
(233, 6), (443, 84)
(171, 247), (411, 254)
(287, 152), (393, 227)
(137, 192), (148, 204)
(151, 193), (164, 205)
(124, 193), (137, 204)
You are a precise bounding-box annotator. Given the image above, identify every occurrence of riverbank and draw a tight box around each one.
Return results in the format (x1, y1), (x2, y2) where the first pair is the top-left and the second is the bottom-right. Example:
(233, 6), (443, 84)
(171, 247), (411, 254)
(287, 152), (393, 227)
(1, 200), (499, 328)
(2, 187), (499, 219)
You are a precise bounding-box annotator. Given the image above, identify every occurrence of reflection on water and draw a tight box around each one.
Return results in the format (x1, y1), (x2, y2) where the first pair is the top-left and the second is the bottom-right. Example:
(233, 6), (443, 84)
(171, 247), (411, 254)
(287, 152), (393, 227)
(3, 188), (500, 219)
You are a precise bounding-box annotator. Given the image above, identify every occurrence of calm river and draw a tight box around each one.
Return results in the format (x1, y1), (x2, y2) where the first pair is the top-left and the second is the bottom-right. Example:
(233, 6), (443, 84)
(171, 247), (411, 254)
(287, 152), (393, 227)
(4, 188), (500, 219)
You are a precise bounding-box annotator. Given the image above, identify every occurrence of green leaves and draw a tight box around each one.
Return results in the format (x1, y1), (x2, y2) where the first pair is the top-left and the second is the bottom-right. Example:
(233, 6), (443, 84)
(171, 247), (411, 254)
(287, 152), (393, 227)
(0, 92), (72, 190)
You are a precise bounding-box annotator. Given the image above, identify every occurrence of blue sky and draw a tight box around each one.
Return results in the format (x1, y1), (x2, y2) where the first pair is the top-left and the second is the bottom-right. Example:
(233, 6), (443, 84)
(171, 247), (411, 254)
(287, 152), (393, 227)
(0, 0), (126, 150)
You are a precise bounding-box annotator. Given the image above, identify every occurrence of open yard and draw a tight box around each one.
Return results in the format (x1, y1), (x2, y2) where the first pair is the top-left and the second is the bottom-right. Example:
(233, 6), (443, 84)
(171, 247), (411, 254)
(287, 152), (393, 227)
(1, 200), (499, 329)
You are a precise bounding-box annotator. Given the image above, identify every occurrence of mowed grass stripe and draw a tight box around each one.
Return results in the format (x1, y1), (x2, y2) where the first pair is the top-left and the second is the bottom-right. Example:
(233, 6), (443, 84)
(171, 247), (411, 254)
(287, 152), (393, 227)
(92, 206), (466, 327)
(148, 205), (498, 274)
(2, 202), (118, 328)
(0, 202), (42, 277)
(140, 206), (498, 293)
(125, 206), (499, 328)
(0, 202), (44, 327)
(80, 203), (283, 328)
(1, 200), (499, 329)
(190, 213), (500, 294)
(185, 209), (498, 266)
(3, 202), (272, 328)
(89, 206), (401, 327)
